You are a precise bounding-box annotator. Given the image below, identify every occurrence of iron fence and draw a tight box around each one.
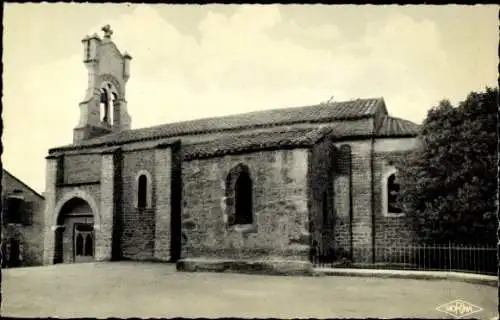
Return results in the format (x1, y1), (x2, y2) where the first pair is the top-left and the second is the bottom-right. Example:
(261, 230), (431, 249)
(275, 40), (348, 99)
(312, 244), (498, 276)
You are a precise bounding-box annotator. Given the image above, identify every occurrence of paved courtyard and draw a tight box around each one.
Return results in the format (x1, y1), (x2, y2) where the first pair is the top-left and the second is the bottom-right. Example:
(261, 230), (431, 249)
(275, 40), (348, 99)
(2, 262), (497, 319)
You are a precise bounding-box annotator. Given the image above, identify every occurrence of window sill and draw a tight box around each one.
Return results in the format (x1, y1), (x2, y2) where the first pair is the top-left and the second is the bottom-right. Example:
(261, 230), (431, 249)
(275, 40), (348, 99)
(229, 224), (257, 234)
(384, 212), (405, 218)
(135, 206), (154, 210)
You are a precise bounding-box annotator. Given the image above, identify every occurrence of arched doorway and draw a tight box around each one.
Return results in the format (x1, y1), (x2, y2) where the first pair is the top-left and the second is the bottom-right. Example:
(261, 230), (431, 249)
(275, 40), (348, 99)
(54, 197), (95, 264)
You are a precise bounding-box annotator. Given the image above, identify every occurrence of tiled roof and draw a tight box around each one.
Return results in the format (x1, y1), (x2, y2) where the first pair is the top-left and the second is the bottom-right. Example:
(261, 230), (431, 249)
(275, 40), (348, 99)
(182, 126), (333, 161)
(377, 116), (421, 137)
(50, 98), (385, 152)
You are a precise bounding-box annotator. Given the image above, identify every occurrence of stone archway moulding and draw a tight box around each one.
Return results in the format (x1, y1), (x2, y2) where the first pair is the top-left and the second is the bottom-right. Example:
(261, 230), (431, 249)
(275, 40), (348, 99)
(381, 165), (404, 218)
(100, 73), (122, 99)
(134, 169), (153, 209)
(53, 189), (102, 229)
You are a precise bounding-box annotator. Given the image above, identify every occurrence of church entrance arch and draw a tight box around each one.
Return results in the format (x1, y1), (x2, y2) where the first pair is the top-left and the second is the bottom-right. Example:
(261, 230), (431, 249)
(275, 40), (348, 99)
(54, 197), (95, 264)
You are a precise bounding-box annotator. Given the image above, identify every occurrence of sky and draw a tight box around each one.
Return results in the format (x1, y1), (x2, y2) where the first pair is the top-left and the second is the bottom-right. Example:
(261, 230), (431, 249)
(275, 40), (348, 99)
(2, 4), (498, 194)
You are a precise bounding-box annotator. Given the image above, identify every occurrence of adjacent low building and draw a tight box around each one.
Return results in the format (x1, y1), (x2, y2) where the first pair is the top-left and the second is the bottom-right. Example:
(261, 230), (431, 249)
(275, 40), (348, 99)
(2, 169), (45, 268)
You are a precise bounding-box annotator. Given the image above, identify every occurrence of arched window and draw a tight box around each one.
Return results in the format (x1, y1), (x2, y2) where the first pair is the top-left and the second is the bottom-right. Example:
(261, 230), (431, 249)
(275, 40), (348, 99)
(234, 171), (253, 225)
(387, 173), (402, 214)
(135, 170), (153, 209)
(226, 164), (254, 226)
(138, 174), (148, 209)
(383, 166), (404, 217)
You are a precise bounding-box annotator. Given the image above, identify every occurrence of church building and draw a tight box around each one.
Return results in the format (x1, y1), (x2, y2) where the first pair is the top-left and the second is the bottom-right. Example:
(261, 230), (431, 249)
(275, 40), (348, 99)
(42, 26), (421, 269)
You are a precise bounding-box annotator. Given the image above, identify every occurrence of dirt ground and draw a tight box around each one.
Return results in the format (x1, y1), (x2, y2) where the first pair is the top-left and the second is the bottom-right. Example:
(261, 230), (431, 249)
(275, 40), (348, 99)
(2, 262), (497, 319)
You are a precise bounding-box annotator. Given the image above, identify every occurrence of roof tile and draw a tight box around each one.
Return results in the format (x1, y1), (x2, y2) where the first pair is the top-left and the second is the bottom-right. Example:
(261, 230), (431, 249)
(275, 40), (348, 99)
(377, 116), (421, 137)
(52, 98), (384, 152)
(182, 126), (333, 160)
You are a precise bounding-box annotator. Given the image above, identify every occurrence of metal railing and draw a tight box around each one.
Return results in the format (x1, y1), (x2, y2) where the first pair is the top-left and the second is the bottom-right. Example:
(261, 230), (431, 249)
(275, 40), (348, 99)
(312, 244), (498, 276)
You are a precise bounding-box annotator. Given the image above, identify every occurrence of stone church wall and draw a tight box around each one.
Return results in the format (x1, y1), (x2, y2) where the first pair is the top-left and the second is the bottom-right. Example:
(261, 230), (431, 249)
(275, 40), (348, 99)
(120, 149), (157, 260)
(62, 154), (101, 184)
(337, 140), (374, 263)
(181, 148), (310, 261)
(55, 184), (101, 207)
(308, 137), (335, 257)
(333, 144), (353, 259)
(329, 138), (418, 264)
(117, 146), (175, 262)
(373, 137), (419, 262)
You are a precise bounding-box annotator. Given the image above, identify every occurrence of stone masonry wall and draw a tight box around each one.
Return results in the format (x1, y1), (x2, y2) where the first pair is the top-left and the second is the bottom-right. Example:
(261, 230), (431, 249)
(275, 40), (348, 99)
(2, 172), (45, 266)
(42, 158), (59, 265)
(55, 184), (101, 210)
(308, 137), (335, 256)
(181, 148), (310, 261)
(121, 149), (156, 260)
(153, 146), (173, 262)
(62, 154), (101, 184)
(373, 137), (420, 263)
(334, 140), (373, 263)
(96, 153), (115, 261)
(333, 144), (352, 259)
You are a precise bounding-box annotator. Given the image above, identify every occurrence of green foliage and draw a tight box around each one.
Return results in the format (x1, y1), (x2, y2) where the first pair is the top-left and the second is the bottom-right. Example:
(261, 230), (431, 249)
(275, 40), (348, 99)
(395, 87), (498, 245)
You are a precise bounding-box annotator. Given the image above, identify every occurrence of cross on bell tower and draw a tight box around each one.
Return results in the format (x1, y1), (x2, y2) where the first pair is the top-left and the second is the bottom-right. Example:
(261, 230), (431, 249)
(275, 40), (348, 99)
(74, 25), (132, 143)
(102, 24), (113, 39)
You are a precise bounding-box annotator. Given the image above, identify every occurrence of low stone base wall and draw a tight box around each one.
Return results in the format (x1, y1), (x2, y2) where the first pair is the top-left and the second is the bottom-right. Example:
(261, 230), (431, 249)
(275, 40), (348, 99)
(176, 258), (315, 276)
(182, 246), (310, 262)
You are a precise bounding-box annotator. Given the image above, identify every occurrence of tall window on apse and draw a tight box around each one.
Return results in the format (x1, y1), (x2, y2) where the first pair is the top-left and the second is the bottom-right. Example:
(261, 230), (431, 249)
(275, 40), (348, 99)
(137, 174), (148, 209)
(234, 171), (253, 225)
(226, 164), (253, 226)
(387, 173), (402, 214)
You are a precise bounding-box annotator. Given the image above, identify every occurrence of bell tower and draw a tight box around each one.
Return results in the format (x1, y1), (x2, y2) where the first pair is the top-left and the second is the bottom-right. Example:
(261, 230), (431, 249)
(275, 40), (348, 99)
(73, 25), (132, 143)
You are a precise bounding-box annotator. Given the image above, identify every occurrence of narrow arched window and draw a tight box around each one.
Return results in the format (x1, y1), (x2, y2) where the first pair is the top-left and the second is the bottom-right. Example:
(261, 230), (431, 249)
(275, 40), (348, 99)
(226, 164), (253, 226)
(84, 234), (93, 256)
(138, 174), (148, 209)
(387, 173), (402, 214)
(234, 171), (253, 225)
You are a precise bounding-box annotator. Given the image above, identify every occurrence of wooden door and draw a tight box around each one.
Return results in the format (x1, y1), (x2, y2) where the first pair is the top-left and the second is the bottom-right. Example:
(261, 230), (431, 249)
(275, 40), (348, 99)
(74, 224), (94, 263)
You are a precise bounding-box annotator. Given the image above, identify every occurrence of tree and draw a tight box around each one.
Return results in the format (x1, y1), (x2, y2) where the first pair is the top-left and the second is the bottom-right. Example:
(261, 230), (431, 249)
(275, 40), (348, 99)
(395, 87), (498, 245)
